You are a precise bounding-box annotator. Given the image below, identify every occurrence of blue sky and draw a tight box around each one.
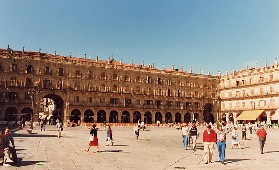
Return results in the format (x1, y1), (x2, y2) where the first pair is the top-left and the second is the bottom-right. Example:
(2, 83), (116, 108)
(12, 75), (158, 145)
(1, 0), (279, 75)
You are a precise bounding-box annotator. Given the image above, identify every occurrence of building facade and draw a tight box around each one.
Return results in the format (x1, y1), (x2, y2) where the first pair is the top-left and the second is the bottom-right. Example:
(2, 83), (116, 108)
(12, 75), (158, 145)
(0, 47), (219, 125)
(219, 62), (279, 124)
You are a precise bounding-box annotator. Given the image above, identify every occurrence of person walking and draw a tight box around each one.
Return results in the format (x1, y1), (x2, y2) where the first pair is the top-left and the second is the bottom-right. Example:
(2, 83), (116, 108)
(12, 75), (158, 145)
(56, 119), (63, 138)
(216, 124), (227, 164)
(203, 124), (217, 164)
(189, 122), (198, 151)
(241, 123), (247, 140)
(2, 128), (18, 166)
(106, 124), (114, 146)
(231, 127), (241, 149)
(257, 125), (267, 154)
(133, 125), (140, 140)
(181, 123), (190, 150)
(86, 124), (100, 152)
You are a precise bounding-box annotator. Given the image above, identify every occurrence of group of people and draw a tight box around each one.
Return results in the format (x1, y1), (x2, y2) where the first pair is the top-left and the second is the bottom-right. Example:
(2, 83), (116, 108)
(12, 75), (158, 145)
(85, 124), (114, 153)
(181, 122), (268, 165)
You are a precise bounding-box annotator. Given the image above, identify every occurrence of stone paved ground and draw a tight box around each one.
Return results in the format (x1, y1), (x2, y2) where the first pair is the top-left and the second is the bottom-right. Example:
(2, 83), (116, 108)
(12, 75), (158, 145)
(2, 125), (279, 170)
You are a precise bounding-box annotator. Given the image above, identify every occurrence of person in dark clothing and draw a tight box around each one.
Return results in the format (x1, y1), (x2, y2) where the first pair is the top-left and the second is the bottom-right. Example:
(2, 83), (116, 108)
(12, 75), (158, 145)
(85, 124), (100, 152)
(2, 128), (18, 166)
(189, 122), (198, 151)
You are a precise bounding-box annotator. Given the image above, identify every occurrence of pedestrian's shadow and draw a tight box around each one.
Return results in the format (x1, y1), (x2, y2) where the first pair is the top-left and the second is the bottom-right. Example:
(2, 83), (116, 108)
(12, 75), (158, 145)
(265, 150), (279, 153)
(100, 150), (123, 153)
(14, 158), (49, 167)
(111, 144), (129, 146)
(13, 133), (58, 138)
(225, 158), (251, 164)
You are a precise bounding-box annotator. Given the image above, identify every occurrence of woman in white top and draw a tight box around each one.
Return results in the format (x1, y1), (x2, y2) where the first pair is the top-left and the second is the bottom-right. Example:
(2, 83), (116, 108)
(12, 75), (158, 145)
(181, 123), (190, 150)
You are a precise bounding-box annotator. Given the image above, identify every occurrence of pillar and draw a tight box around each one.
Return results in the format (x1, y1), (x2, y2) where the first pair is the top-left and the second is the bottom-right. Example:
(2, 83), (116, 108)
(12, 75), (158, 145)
(266, 111), (271, 124)
(225, 113), (229, 122)
(130, 112), (133, 124)
(233, 112), (238, 125)
(152, 112), (156, 124)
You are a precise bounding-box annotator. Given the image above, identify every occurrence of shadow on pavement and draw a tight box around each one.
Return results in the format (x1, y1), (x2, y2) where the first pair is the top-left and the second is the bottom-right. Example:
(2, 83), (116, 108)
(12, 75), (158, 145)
(100, 150), (123, 153)
(265, 150), (279, 153)
(225, 158), (251, 164)
(13, 133), (58, 138)
(112, 144), (129, 146)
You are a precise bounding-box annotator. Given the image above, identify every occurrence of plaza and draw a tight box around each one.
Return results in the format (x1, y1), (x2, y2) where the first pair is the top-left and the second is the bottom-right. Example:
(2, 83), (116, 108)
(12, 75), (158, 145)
(4, 125), (279, 170)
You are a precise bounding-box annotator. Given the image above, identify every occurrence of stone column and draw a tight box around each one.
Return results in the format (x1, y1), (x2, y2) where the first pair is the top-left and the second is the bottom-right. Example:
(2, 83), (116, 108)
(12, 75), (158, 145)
(233, 112), (238, 125)
(162, 113), (166, 124)
(192, 113), (195, 121)
(225, 113), (230, 122)
(130, 111), (134, 124)
(152, 111), (156, 124)
(266, 111), (271, 124)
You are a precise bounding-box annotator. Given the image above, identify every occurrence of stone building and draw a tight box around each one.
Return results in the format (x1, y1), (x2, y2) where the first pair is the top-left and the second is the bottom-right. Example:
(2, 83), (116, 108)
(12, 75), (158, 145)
(0, 47), (219, 125)
(219, 61), (279, 124)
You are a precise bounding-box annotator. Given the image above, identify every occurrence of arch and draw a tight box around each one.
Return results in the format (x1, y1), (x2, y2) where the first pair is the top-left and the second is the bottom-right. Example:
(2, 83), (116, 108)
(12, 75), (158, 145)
(84, 109), (94, 123)
(21, 107), (33, 121)
(70, 109), (81, 125)
(97, 110), (106, 123)
(203, 103), (214, 123)
(165, 112), (172, 123)
(4, 107), (18, 121)
(208, 113), (215, 124)
(133, 111), (141, 123)
(144, 111), (152, 124)
(155, 112), (162, 123)
(121, 110), (130, 123)
(42, 93), (64, 122)
(184, 112), (191, 123)
(175, 112), (181, 123)
(109, 110), (118, 123)
(194, 113), (199, 122)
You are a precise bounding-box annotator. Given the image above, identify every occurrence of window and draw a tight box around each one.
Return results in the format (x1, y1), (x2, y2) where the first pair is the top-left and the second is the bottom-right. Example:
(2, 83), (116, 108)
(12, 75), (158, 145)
(25, 78), (32, 88)
(88, 71), (93, 79)
(100, 72), (106, 79)
(76, 70), (81, 77)
(156, 100), (161, 108)
(88, 97), (93, 103)
(6, 92), (18, 101)
(167, 101), (172, 107)
(110, 98), (119, 105)
(12, 64), (17, 72)
(113, 74), (118, 80)
(44, 67), (50, 75)
(145, 100), (153, 105)
(147, 76), (152, 84)
(58, 68), (64, 76)
(112, 85), (118, 92)
(100, 97), (105, 103)
(124, 75), (130, 81)
(43, 80), (52, 88)
(26, 65), (33, 73)
(157, 77), (162, 85)
(124, 98), (131, 107)
(74, 96), (79, 102)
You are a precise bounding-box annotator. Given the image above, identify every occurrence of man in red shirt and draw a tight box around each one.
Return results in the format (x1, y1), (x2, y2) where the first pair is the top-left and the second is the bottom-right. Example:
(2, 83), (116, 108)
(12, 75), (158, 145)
(203, 124), (217, 164)
(256, 125), (267, 154)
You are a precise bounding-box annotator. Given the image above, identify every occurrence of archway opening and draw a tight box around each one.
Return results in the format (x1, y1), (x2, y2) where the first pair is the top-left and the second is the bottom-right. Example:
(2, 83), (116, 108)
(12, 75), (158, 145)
(203, 103), (214, 123)
(175, 112), (181, 123)
(41, 94), (64, 123)
(109, 110), (118, 123)
(133, 111), (141, 123)
(194, 113), (199, 122)
(21, 107), (32, 121)
(70, 109), (81, 125)
(4, 107), (17, 121)
(84, 110), (94, 123)
(144, 112), (152, 124)
(184, 113), (191, 123)
(155, 112), (162, 123)
(165, 112), (172, 123)
(97, 110), (106, 123)
(121, 111), (130, 123)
